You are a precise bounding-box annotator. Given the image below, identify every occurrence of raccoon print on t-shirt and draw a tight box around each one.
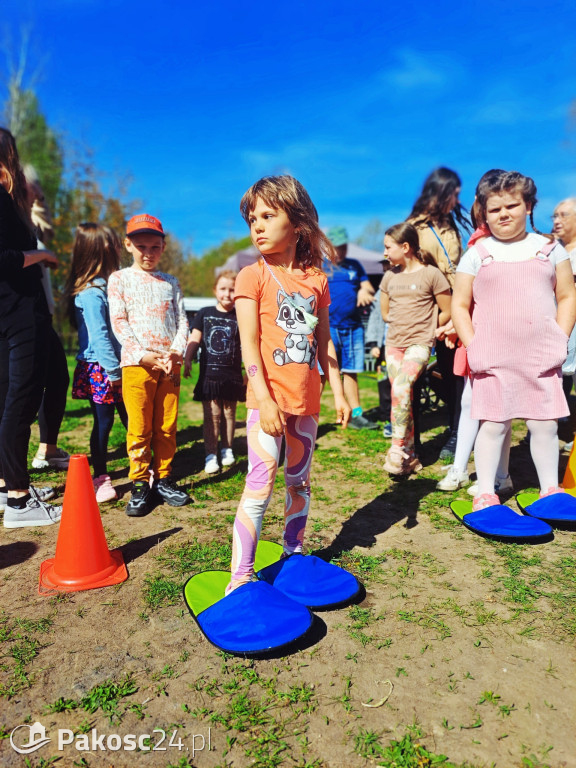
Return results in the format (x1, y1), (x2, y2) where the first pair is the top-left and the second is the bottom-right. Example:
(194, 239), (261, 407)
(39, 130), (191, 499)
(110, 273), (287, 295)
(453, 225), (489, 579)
(272, 291), (317, 369)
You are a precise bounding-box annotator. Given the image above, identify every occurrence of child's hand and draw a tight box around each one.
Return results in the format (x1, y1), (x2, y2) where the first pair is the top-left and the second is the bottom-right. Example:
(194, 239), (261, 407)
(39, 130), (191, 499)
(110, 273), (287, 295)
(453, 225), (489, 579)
(334, 394), (352, 428)
(370, 346), (380, 359)
(259, 397), (286, 437)
(435, 320), (458, 349)
(110, 379), (122, 394)
(159, 351), (183, 375)
(141, 352), (170, 373)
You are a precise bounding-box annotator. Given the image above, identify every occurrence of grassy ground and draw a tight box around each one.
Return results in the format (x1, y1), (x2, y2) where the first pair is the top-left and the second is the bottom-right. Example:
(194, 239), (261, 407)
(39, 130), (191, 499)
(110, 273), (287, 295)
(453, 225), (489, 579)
(0, 363), (575, 768)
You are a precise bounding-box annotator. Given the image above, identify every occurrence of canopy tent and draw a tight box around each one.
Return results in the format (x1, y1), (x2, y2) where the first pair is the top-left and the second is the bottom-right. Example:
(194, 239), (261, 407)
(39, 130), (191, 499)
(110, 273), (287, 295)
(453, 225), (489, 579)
(215, 243), (385, 277)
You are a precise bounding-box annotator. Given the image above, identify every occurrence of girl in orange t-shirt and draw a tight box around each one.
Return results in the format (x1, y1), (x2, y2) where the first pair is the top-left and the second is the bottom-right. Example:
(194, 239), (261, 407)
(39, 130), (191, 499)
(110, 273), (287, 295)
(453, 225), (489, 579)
(228, 175), (351, 593)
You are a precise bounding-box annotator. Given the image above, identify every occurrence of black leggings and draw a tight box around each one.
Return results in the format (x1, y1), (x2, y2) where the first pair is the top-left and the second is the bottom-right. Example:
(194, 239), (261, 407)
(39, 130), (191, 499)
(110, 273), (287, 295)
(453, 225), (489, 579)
(88, 399), (128, 477)
(38, 325), (70, 444)
(0, 303), (50, 489)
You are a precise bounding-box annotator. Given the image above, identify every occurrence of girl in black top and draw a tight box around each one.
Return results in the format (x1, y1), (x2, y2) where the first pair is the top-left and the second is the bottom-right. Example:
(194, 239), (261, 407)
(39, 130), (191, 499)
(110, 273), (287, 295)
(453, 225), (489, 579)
(184, 271), (245, 473)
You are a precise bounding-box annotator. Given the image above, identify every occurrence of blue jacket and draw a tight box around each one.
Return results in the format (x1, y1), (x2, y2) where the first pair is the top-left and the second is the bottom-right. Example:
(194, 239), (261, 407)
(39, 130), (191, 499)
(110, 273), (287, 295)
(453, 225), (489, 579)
(75, 277), (122, 381)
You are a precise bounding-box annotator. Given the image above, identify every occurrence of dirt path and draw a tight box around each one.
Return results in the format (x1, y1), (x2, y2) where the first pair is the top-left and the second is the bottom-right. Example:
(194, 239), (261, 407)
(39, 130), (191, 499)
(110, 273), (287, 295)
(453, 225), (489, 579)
(1, 395), (574, 767)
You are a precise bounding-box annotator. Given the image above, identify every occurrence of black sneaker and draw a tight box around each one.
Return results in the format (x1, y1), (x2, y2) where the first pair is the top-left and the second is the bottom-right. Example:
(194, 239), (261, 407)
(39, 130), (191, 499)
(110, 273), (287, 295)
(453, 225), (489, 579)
(153, 477), (190, 507)
(439, 430), (458, 460)
(126, 481), (152, 517)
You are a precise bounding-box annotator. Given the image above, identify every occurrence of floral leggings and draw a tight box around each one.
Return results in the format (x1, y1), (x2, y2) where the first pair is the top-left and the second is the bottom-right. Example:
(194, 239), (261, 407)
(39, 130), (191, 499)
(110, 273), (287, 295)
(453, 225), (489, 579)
(229, 409), (318, 591)
(385, 344), (431, 454)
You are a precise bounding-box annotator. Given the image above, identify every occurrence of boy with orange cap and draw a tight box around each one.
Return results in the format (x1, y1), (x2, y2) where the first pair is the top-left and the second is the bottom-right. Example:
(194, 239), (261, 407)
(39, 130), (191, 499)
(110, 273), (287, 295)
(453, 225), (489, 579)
(109, 214), (190, 515)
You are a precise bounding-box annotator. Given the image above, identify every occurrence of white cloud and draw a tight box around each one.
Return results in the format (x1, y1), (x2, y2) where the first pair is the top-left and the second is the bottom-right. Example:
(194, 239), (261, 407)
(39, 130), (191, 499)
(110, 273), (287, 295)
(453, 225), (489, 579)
(240, 139), (372, 174)
(379, 49), (458, 91)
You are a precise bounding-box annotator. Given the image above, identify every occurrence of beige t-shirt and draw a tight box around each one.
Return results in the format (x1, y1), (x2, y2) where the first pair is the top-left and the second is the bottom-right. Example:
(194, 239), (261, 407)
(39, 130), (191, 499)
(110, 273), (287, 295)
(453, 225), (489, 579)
(381, 264), (450, 348)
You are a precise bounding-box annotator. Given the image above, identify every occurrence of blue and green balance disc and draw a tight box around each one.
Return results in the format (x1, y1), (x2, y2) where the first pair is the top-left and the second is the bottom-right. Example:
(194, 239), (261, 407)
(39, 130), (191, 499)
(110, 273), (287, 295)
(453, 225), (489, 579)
(183, 541), (361, 655)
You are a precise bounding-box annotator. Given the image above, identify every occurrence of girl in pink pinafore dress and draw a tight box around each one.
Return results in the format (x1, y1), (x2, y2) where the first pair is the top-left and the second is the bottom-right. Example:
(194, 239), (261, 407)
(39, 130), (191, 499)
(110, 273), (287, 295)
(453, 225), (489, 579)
(452, 170), (576, 512)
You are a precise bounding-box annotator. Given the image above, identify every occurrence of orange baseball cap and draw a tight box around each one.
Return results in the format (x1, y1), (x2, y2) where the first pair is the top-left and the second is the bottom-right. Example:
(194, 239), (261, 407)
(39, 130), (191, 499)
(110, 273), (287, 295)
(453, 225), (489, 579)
(126, 213), (165, 239)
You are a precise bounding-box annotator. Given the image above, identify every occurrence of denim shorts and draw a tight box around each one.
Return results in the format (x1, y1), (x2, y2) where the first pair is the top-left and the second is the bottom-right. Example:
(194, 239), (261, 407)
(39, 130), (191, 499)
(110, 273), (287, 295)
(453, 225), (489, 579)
(330, 325), (365, 373)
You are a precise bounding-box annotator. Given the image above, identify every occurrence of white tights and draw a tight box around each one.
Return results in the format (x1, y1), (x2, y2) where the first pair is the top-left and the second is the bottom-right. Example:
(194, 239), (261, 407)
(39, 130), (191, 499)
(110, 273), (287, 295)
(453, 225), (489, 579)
(453, 378), (510, 479)
(475, 418), (558, 495)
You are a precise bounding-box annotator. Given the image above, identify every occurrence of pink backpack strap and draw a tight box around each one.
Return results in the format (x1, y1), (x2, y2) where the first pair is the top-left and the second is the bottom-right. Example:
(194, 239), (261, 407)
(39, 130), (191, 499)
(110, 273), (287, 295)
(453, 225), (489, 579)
(474, 242), (492, 261)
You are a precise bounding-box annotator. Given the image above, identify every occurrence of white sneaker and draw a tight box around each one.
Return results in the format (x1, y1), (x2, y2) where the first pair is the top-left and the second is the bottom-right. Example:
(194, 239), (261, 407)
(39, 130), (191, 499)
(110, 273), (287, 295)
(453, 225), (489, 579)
(0, 485), (55, 511)
(467, 474), (514, 497)
(436, 466), (469, 491)
(3, 488), (62, 528)
(32, 448), (70, 470)
(221, 448), (235, 467)
(205, 454), (219, 474)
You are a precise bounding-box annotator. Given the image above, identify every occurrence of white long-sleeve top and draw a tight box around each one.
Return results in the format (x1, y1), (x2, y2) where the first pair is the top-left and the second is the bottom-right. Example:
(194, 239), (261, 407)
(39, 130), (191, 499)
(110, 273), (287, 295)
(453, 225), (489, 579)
(108, 266), (189, 367)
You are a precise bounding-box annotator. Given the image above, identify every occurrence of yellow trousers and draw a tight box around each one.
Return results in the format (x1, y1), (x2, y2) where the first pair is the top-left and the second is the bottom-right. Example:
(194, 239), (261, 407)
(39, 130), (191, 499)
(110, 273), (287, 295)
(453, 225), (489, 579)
(122, 366), (181, 482)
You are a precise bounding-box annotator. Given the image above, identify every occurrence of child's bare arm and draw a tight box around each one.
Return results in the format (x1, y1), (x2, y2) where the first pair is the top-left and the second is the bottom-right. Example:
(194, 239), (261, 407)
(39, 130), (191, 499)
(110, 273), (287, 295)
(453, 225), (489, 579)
(184, 329), (202, 378)
(236, 297), (286, 436)
(316, 307), (351, 427)
(451, 273), (475, 347)
(435, 290), (452, 329)
(555, 259), (576, 337)
(380, 291), (390, 322)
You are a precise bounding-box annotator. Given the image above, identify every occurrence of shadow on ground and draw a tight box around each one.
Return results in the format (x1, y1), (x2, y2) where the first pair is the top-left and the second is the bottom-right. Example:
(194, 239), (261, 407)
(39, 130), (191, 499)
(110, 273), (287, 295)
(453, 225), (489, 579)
(313, 477), (438, 559)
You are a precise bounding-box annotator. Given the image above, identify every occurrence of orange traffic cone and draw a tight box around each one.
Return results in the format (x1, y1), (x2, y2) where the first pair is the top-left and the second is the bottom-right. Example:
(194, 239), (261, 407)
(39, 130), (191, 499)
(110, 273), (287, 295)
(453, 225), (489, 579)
(562, 440), (576, 496)
(39, 454), (128, 594)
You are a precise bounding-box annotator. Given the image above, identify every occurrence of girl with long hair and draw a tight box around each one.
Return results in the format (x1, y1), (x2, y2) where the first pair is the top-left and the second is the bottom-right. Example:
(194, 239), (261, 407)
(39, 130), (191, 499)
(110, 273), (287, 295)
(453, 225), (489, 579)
(66, 223), (128, 502)
(228, 175), (351, 592)
(408, 167), (471, 458)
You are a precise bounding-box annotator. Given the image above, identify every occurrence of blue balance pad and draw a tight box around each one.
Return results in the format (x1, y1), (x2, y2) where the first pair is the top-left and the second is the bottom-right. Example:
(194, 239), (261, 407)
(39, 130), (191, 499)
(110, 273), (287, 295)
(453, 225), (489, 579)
(516, 491), (576, 523)
(254, 540), (361, 609)
(450, 500), (552, 541)
(183, 571), (313, 655)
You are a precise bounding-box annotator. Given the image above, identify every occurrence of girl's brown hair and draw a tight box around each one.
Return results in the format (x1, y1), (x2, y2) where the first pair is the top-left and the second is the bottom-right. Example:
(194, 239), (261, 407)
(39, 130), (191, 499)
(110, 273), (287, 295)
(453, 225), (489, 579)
(408, 166), (471, 236)
(214, 269), (237, 289)
(475, 170), (544, 235)
(65, 223), (121, 324)
(240, 175), (336, 269)
(385, 222), (436, 266)
(0, 127), (35, 235)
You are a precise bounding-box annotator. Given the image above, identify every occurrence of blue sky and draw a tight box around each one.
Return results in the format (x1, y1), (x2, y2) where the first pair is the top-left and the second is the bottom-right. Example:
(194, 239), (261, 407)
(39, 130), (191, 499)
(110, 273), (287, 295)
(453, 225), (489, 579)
(2, 0), (576, 254)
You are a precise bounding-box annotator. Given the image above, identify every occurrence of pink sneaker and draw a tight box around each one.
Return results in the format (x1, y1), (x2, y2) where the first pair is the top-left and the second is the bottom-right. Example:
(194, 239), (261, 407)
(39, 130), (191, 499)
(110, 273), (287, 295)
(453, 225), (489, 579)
(539, 486), (565, 498)
(472, 493), (500, 512)
(93, 475), (118, 503)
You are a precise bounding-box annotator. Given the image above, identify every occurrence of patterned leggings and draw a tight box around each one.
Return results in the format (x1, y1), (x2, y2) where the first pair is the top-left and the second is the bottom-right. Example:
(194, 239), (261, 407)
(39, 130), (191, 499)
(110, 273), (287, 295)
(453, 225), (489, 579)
(229, 409), (319, 591)
(386, 344), (431, 453)
(202, 399), (236, 456)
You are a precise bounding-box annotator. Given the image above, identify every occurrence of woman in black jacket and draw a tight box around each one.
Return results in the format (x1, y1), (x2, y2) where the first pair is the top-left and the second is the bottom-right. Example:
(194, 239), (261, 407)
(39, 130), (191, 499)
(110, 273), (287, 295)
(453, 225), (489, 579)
(0, 127), (62, 528)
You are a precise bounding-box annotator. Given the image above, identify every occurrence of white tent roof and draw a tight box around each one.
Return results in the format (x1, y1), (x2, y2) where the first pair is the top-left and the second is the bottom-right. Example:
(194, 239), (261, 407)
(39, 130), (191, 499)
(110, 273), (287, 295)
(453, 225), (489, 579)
(216, 243), (385, 277)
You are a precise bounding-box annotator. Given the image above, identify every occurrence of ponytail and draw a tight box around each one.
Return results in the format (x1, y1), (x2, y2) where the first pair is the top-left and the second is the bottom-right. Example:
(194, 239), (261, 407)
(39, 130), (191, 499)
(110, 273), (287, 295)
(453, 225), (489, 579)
(416, 248), (437, 267)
